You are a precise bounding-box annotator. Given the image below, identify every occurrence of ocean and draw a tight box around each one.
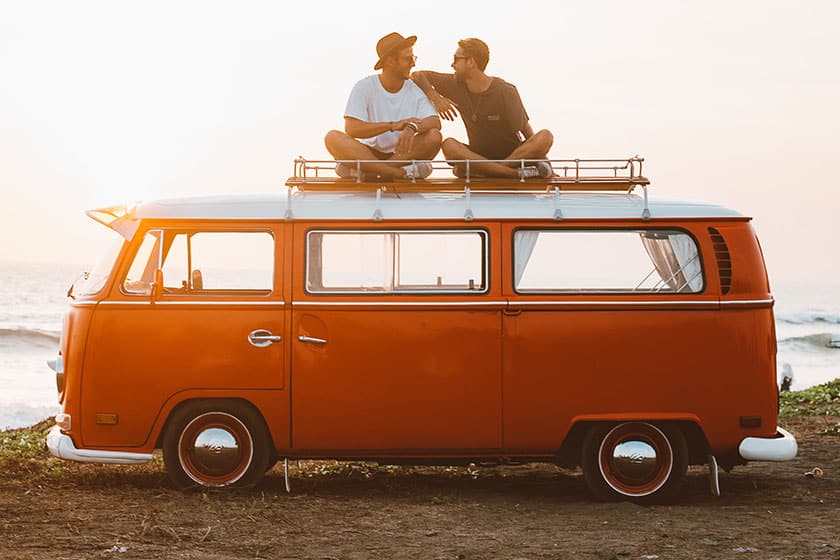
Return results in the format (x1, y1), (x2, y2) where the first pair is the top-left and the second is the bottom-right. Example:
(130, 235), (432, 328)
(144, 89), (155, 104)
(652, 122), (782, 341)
(0, 261), (838, 430)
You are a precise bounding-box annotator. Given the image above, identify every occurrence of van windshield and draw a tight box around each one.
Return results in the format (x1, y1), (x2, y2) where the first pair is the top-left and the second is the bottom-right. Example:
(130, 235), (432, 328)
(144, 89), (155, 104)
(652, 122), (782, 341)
(72, 234), (126, 297)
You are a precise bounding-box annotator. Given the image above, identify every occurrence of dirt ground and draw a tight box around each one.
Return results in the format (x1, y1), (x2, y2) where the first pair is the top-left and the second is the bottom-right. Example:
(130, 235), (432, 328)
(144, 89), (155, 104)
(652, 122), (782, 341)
(1, 416), (838, 560)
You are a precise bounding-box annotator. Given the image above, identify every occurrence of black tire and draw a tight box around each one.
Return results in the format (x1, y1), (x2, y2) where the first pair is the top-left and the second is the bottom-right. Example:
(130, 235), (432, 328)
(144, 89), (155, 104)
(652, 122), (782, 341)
(162, 400), (272, 490)
(582, 422), (688, 504)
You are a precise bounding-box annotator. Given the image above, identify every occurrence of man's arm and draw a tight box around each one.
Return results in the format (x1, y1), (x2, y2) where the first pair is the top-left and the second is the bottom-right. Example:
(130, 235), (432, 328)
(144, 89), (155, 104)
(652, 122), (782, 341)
(411, 71), (459, 121)
(521, 122), (535, 140)
(502, 83), (534, 141)
(344, 116), (421, 139)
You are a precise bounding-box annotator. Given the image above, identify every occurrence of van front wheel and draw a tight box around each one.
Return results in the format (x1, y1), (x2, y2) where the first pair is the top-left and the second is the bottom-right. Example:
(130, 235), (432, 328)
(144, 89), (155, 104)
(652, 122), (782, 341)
(582, 422), (687, 503)
(162, 401), (271, 489)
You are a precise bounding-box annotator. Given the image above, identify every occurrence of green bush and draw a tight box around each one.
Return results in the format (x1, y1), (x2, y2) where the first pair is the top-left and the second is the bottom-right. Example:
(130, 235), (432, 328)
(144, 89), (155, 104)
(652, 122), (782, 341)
(779, 378), (840, 417)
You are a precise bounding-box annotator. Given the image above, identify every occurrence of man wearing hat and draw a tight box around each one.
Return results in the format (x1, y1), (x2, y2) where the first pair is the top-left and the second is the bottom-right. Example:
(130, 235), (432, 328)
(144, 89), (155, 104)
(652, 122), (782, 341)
(325, 32), (442, 180)
(411, 37), (554, 179)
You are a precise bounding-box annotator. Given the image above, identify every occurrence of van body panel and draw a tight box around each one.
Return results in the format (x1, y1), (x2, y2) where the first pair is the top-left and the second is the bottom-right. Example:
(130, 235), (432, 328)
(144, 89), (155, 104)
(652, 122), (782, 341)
(56, 303), (96, 424)
(290, 306), (503, 452)
(81, 303), (286, 447)
(711, 222), (771, 299)
(501, 308), (724, 450)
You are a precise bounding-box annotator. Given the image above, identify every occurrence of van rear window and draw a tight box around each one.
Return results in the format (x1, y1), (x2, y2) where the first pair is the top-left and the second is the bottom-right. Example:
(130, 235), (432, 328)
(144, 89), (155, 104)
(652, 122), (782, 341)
(306, 230), (487, 294)
(514, 229), (703, 294)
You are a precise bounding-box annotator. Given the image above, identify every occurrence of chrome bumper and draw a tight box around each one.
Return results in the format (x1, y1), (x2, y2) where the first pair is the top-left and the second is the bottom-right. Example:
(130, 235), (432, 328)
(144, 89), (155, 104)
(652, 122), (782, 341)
(738, 426), (798, 461)
(46, 426), (153, 465)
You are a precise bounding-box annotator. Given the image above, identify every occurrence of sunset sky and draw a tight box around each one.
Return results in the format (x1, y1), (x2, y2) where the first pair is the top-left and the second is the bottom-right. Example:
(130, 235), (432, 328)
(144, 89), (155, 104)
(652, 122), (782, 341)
(1, 1), (838, 291)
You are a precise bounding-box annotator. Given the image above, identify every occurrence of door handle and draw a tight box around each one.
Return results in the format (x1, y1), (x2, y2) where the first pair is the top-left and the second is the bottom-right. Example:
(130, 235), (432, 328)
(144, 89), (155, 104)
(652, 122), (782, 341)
(248, 329), (282, 348)
(298, 335), (327, 345)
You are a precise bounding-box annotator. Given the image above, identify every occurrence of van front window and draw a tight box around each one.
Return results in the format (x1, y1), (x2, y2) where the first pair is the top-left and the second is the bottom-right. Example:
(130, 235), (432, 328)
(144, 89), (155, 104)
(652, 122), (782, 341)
(73, 234), (126, 297)
(122, 229), (274, 296)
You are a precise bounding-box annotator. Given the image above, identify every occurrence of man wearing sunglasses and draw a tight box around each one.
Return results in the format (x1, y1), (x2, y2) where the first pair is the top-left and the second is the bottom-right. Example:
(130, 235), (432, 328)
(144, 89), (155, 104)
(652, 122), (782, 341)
(325, 32), (442, 181)
(411, 38), (553, 179)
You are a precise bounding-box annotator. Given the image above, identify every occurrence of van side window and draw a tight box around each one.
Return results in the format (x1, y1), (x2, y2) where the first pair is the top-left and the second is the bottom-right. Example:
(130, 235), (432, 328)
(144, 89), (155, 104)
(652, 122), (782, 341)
(514, 229), (703, 293)
(307, 230), (487, 293)
(123, 231), (274, 295)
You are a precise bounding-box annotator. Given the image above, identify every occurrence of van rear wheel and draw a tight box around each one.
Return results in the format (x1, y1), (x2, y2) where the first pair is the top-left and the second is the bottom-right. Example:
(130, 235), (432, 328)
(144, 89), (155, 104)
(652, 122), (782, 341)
(582, 422), (687, 503)
(162, 400), (271, 490)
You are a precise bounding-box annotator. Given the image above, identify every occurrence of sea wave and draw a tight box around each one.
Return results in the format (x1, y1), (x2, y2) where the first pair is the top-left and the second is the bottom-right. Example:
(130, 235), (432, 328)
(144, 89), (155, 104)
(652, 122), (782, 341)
(776, 312), (840, 325)
(0, 402), (59, 431)
(0, 327), (60, 345)
(778, 332), (839, 349)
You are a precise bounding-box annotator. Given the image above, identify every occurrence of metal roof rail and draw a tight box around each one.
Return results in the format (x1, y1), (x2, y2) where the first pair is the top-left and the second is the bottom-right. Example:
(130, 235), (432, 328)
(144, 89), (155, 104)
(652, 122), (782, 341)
(288, 156), (648, 191)
(286, 156), (651, 219)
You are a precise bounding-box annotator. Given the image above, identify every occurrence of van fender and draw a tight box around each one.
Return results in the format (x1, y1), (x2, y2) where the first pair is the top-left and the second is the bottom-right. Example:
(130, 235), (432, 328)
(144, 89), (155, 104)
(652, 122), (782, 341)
(146, 390), (284, 451)
(558, 413), (710, 467)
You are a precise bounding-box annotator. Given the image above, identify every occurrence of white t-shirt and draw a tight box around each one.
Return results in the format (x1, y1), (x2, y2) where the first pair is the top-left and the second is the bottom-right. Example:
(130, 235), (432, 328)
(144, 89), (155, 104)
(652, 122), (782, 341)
(344, 75), (436, 154)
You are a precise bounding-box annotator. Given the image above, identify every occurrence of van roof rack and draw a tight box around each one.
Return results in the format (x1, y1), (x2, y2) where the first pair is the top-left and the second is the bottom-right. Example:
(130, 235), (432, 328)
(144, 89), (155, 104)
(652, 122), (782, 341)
(287, 156), (649, 193)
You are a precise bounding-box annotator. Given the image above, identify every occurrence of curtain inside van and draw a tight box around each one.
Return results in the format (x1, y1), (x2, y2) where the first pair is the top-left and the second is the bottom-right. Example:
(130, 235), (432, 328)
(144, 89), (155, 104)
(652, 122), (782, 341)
(514, 231), (540, 286)
(640, 232), (702, 292)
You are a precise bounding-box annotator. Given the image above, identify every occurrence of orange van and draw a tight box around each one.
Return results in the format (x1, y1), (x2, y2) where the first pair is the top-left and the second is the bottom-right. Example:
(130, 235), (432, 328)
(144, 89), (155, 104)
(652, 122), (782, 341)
(47, 157), (797, 502)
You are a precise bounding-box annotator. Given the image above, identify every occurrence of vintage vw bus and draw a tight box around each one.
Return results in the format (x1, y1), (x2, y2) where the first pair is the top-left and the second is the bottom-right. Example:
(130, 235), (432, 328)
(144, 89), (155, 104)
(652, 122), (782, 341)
(47, 157), (797, 502)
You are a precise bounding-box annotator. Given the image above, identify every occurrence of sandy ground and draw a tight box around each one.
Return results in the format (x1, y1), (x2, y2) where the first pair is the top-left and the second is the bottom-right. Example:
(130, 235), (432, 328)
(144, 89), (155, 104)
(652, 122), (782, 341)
(1, 416), (838, 560)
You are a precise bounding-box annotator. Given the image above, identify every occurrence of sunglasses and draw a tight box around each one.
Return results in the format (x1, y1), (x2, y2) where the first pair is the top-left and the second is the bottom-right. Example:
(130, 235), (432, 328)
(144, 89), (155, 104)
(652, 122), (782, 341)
(453, 55), (471, 64)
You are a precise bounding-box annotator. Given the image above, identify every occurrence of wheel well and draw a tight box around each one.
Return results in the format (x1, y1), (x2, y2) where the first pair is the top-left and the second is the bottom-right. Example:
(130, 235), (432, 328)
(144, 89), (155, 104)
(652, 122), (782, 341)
(556, 420), (711, 468)
(155, 397), (272, 449)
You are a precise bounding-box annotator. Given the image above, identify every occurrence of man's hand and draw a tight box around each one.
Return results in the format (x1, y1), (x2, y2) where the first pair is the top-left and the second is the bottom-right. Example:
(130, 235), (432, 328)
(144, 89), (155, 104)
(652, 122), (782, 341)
(394, 127), (417, 157)
(432, 92), (458, 121)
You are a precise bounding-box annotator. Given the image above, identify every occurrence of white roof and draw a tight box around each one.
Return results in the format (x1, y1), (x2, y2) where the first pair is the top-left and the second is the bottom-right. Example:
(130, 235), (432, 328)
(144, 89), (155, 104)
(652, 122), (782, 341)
(125, 191), (745, 222)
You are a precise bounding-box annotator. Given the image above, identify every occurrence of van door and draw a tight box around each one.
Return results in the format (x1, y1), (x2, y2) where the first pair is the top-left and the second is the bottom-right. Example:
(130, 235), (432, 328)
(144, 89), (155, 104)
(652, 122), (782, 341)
(81, 226), (286, 448)
(291, 224), (503, 453)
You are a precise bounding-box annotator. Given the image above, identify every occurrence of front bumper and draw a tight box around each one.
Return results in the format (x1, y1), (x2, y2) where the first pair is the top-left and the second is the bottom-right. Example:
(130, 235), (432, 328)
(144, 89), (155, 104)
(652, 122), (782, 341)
(738, 426), (798, 461)
(46, 426), (153, 465)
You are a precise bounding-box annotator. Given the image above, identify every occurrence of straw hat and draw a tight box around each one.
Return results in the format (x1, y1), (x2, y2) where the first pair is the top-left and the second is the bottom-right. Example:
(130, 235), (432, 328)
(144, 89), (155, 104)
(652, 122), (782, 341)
(374, 32), (417, 70)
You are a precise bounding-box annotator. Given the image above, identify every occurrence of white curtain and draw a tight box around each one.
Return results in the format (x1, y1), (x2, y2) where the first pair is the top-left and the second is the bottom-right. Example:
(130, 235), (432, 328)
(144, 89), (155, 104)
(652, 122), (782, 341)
(640, 232), (702, 293)
(514, 231), (540, 287)
(671, 234), (703, 292)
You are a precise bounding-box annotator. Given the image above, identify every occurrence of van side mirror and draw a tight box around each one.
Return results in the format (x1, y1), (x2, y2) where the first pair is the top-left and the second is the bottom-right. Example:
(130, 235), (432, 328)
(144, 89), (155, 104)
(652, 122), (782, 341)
(151, 269), (164, 300)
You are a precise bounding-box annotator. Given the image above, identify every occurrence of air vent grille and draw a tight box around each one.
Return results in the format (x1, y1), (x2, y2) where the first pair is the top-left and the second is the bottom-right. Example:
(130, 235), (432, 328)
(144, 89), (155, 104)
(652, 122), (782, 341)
(708, 228), (732, 294)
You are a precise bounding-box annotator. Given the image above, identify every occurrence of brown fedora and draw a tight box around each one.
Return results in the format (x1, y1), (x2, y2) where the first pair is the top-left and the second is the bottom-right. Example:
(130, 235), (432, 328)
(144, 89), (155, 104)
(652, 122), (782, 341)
(373, 32), (417, 70)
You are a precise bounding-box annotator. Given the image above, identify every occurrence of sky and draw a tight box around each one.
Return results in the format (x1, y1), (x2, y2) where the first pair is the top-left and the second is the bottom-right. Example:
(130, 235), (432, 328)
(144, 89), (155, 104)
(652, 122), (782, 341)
(1, 0), (838, 292)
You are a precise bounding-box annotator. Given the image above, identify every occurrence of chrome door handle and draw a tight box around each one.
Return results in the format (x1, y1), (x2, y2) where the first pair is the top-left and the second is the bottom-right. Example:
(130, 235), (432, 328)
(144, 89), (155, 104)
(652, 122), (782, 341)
(298, 335), (327, 345)
(248, 329), (282, 348)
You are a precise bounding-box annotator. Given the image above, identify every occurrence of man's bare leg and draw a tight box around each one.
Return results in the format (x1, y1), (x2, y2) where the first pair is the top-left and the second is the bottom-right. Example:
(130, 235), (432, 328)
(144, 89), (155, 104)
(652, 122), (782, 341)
(326, 129), (441, 179)
(442, 138), (520, 178)
(443, 130), (553, 177)
(505, 129), (554, 165)
(325, 130), (404, 178)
